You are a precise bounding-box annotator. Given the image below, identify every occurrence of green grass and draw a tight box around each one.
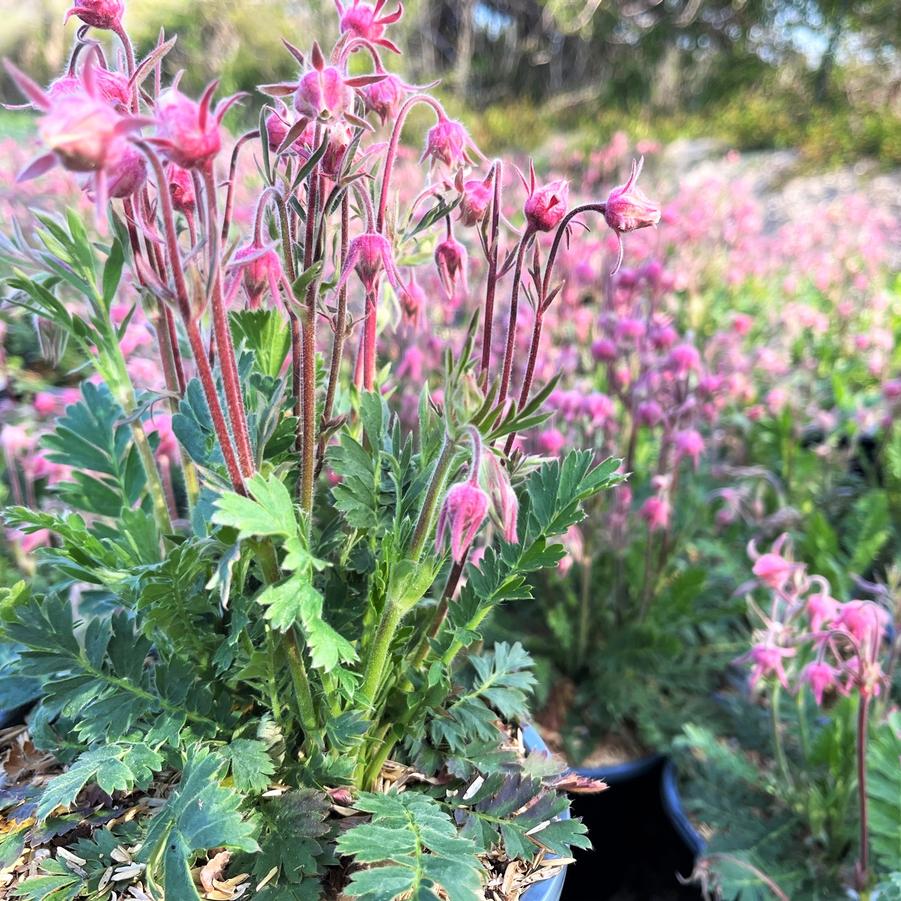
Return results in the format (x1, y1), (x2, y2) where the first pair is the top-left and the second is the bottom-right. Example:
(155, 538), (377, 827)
(0, 109), (33, 140)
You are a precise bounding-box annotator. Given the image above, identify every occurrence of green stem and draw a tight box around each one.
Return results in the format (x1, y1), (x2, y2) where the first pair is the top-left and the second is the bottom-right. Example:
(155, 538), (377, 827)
(576, 557), (592, 668)
(409, 434), (455, 560)
(361, 599), (404, 706)
(770, 684), (795, 791)
(286, 628), (319, 742)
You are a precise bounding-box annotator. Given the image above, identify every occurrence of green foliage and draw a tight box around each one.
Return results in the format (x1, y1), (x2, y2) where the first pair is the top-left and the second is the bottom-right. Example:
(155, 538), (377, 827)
(868, 712), (901, 873)
(139, 748), (259, 900)
(36, 743), (163, 822)
(336, 792), (484, 901)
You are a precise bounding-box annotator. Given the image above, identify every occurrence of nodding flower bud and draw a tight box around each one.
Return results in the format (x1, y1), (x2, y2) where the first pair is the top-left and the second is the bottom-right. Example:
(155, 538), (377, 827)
(64, 0), (124, 29)
(39, 91), (127, 173)
(154, 86), (223, 170)
(49, 68), (129, 108)
(399, 274), (426, 326)
(748, 643), (795, 691)
(482, 451), (519, 544)
(105, 144), (147, 198)
(674, 429), (705, 468)
(322, 123), (352, 177)
(167, 164), (196, 215)
(336, 0), (404, 52)
(265, 105), (316, 155)
(802, 661), (841, 706)
(604, 157), (661, 273)
(362, 73), (404, 125)
(422, 116), (477, 169)
(335, 232), (404, 296)
(227, 243), (285, 310)
(435, 428), (490, 563)
(435, 479), (490, 563)
(295, 65), (353, 120)
(605, 157), (661, 234)
(752, 552), (795, 590)
(434, 236), (468, 300)
(458, 172), (493, 227)
(524, 166), (569, 233)
(640, 495), (671, 532)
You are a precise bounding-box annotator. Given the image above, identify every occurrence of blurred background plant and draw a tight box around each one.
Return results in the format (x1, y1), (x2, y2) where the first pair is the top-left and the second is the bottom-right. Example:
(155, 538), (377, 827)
(1, 0), (899, 163)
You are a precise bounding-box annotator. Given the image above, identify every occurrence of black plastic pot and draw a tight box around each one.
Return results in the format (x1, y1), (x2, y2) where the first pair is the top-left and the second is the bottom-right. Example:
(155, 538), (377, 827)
(561, 755), (705, 900)
(522, 724), (569, 901)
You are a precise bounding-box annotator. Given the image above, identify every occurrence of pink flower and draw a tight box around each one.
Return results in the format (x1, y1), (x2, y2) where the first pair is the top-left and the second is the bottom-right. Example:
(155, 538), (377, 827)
(640, 495), (671, 532)
(295, 64), (354, 121)
(167, 164), (196, 215)
(33, 392), (59, 417)
(152, 84), (239, 170)
(7, 527), (50, 556)
(636, 400), (663, 427)
(802, 661), (841, 705)
(362, 73), (405, 124)
(227, 243), (286, 309)
(336, 233), (404, 296)
(523, 163), (568, 233)
(668, 343), (701, 377)
(422, 116), (478, 169)
(538, 428), (566, 456)
(399, 275), (426, 326)
(732, 313), (753, 336)
(1, 424), (32, 456)
(604, 157), (661, 270)
(753, 552), (795, 590)
(806, 592), (840, 633)
(834, 601), (889, 646)
(147, 413), (178, 460)
(482, 452), (519, 543)
(459, 172), (493, 227)
(336, 0), (404, 52)
(591, 338), (617, 362)
(64, 0), (123, 29)
(614, 317), (645, 342)
(749, 643), (795, 690)
(105, 144), (147, 199)
(39, 90), (127, 174)
(436, 479), (490, 563)
(675, 429), (705, 468)
(434, 236), (468, 300)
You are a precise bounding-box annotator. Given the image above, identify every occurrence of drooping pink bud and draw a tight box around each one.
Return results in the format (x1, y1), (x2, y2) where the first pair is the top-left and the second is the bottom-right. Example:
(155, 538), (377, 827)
(105, 144), (147, 198)
(422, 116), (477, 169)
(434, 236), (468, 300)
(640, 495), (671, 532)
(524, 166), (569, 233)
(752, 553), (795, 590)
(335, 233), (404, 296)
(674, 429), (705, 468)
(668, 343), (701, 376)
(482, 451), (519, 544)
(152, 84), (234, 170)
(459, 172), (493, 227)
(64, 0), (123, 30)
(167, 164), (196, 215)
(806, 592), (840, 633)
(362, 73), (405, 124)
(834, 601), (889, 646)
(537, 428), (566, 456)
(636, 400), (663, 427)
(748, 643), (795, 691)
(399, 274), (426, 326)
(39, 91), (127, 173)
(604, 157), (661, 273)
(322, 123), (353, 177)
(802, 661), (840, 706)
(591, 338), (617, 362)
(227, 243), (286, 309)
(435, 479), (490, 563)
(336, 0), (404, 51)
(295, 65), (354, 120)
(605, 157), (661, 234)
